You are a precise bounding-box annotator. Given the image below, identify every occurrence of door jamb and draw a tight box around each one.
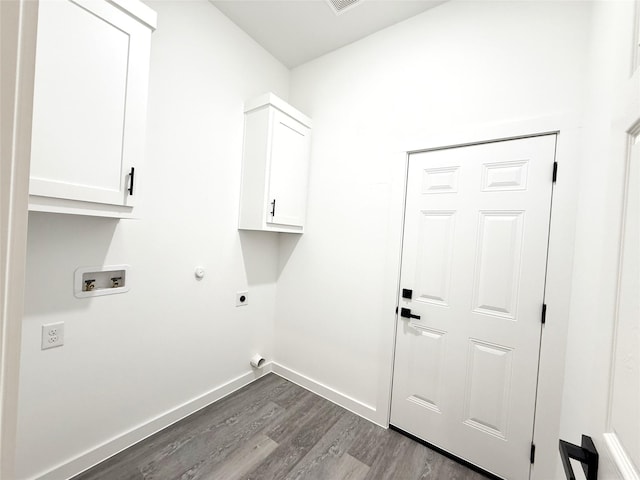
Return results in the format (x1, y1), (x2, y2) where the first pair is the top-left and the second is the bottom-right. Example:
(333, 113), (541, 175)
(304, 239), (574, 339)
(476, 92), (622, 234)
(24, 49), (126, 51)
(0, 1), (38, 478)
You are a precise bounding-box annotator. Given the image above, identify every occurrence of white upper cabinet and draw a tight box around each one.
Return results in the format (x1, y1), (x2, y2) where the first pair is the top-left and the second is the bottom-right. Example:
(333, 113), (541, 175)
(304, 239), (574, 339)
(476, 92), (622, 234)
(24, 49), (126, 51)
(239, 93), (312, 233)
(28, 0), (157, 217)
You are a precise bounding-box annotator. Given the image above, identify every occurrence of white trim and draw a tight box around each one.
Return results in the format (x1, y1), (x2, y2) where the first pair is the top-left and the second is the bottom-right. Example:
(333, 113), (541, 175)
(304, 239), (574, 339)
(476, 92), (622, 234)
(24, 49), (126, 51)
(530, 126), (580, 480)
(373, 149), (412, 430)
(243, 93), (312, 128)
(604, 433), (640, 480)
(31, 364), (385, 480)
(28, 195), (135, 219)
(397, 113), (578, 155)
(271, 362), (381, 426)
(106, 0), (157, 30)
(603, 120), (640, 480)
(606, 123), (640, 430)
(602, 5), (640, 476)
(33, 365), (273, 480)
(0, 0), (38, 478)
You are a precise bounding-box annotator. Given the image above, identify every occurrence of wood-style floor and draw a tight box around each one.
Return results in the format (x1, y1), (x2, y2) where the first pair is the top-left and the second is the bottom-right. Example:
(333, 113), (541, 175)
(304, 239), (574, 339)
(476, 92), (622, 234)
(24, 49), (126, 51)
(73, 374), (489, 480)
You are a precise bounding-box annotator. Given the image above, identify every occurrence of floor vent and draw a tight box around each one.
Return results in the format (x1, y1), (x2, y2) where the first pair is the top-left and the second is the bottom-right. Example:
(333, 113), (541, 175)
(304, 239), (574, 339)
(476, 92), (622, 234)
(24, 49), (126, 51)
(327, 0), (362, 15)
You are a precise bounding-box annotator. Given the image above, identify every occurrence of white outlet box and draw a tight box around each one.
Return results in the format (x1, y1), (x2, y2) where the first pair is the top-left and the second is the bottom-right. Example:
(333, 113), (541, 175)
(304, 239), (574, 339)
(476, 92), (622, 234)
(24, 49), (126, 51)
(42, 322), (64, 350)
(74, 265), (130, 298)
(236, 291), (248, 307)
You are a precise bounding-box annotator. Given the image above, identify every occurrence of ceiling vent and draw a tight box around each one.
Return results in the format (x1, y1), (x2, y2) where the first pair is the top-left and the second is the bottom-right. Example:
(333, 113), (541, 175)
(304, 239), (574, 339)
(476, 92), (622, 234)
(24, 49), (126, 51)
(327, 0), (363, 15)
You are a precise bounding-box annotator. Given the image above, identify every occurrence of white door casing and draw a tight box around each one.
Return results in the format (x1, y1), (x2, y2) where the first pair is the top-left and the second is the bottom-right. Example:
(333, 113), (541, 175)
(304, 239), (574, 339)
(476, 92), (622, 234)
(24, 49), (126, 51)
(0, 0), (37, 477)
(601, 4), (640, 477)
(606, 127), (640, 479)
(391, 135), (557, 480)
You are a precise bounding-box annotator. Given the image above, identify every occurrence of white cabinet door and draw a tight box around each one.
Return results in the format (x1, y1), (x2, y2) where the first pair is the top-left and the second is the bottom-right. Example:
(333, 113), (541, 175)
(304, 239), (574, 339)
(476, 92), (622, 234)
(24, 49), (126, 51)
(391, 135), (556, 480)
(266, 110), (310, 228)
(29, 0), (155, 213)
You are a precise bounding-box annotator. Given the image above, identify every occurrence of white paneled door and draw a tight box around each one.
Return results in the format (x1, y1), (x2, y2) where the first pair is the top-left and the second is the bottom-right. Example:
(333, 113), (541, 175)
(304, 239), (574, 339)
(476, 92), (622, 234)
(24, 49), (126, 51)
(391, 135), (557, 480)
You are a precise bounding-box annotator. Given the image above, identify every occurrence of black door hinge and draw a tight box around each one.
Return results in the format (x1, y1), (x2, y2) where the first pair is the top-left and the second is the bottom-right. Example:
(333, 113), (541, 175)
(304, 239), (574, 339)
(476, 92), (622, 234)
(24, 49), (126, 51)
(553, 161), (558, 183)
(530, 443), (536, 464)
(395, 306), (398, 315)
(541, 304), (547, 325)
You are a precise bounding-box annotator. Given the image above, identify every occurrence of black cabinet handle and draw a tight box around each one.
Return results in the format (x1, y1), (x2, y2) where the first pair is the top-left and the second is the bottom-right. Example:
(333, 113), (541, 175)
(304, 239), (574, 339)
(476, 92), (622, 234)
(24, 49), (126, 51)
(400, 308), (420, 320)
(270, 199), (276, 217)
(128, 167), (135, 195)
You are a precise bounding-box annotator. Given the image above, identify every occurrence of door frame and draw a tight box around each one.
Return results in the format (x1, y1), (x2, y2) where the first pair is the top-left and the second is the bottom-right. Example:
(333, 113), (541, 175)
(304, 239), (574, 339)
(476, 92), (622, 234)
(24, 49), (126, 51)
(604, 117), (640, 480)
(378, 114), (583, 480)
(0, 1), (38, 478)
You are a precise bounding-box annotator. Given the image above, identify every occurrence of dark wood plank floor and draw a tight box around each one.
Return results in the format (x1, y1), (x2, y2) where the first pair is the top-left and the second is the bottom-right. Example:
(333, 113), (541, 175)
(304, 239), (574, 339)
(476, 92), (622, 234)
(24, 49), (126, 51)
(73, 374), (489, 480)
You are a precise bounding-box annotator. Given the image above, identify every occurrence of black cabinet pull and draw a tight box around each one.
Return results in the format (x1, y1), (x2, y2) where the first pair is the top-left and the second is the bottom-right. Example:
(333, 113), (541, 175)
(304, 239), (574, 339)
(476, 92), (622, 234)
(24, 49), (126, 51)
(270, 199), (276, 217)
(559, 435), (598, 480)
(400, 308), (420, 320)
(128, 167), (135, 195)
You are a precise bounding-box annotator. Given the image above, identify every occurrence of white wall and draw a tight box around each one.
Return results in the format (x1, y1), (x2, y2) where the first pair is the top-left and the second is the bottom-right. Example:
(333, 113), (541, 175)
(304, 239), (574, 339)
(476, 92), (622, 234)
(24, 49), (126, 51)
(17, 0), (633, 479)
(279, 0), (591, 416)
(277, 0), (592, 462)
(559, 1), (639, 478)
(15, 2), (289, 478)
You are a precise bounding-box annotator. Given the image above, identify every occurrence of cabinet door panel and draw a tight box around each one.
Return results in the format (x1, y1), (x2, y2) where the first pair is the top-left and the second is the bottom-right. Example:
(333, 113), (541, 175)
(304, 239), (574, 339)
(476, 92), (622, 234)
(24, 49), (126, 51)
(29, 0), (144, 208)
(267, 111), (310, 227)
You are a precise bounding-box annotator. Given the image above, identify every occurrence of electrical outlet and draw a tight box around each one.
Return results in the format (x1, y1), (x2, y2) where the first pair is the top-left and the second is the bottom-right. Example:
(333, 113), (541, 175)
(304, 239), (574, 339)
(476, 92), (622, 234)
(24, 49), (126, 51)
(41, 322), (64, 350)
(236, 291), (248, 307)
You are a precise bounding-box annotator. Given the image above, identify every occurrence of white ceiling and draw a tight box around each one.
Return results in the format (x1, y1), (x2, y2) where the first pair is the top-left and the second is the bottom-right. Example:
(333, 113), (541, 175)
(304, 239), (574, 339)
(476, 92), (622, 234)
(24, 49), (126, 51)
(210, 0), (447, 68)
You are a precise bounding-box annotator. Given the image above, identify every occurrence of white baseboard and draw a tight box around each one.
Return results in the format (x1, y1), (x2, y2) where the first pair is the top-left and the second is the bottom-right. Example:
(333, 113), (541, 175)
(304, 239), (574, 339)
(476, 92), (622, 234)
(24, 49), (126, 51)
(34, 364), (273, 480)
(271, 362), (381, 427)
(604, 433), (640, 480)
(33, 362), (381, 480)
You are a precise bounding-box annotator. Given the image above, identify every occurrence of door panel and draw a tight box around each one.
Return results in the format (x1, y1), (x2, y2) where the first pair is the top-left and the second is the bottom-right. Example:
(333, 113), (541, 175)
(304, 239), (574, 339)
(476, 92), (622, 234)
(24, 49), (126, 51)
(472, 211), (524, 318)
(406, 324), (446, 414)
(391, 135), (556, 480)
(415, 211), (456, 306)
(463, 339), (513, 439)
